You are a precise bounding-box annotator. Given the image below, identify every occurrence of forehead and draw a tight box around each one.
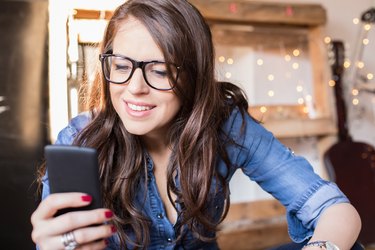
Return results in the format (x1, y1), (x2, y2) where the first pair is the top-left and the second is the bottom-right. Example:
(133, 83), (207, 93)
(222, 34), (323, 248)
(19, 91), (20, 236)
(116, 16), (142, 34)
(112, 16), (163, 59)
(113, 17), (147, 46)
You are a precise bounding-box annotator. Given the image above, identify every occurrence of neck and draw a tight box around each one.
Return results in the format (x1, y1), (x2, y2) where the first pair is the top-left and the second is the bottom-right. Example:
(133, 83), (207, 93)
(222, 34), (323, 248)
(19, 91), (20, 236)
(141, 134), (171, 155)
(143, 135), (173, 175)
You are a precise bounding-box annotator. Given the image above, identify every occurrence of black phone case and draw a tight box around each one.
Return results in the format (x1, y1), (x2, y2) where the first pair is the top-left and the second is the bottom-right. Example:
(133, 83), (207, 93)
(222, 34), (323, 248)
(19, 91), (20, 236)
(45, 145), (103, 216)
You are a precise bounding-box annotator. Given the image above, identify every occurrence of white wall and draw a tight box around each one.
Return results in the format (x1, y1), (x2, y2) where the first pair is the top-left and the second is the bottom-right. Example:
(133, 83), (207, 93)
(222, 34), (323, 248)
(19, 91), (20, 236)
(230, 0), (375, 203)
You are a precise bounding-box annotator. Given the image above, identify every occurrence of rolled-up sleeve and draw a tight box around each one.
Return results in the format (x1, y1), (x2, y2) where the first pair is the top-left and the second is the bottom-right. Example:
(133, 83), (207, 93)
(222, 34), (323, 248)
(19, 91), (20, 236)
(287, 180), (348, 242)
(223, 108), (349, 242)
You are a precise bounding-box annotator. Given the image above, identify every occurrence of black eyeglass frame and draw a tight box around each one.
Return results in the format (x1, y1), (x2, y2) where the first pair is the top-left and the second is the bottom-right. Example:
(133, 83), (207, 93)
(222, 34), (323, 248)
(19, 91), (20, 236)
(99, 52), (181, 91)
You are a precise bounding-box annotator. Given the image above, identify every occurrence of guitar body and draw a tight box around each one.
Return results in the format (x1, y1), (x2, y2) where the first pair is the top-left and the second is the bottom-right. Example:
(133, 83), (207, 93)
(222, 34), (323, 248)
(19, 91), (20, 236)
(324, 141), (375, 244)
(324, 40), (375, 245)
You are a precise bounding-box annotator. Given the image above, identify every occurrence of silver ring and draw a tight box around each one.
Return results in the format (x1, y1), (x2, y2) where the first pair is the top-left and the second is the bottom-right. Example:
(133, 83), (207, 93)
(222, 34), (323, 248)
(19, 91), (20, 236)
(61, 231), (79, 250)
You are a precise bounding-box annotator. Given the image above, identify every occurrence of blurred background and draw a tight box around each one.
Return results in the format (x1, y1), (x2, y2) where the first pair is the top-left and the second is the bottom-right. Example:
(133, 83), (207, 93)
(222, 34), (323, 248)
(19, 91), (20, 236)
(0, 0), (374, 249)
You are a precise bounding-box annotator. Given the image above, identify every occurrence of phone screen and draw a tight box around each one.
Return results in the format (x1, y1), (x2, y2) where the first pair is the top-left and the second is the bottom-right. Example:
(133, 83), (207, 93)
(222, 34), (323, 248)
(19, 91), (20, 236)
(45, 145), (103, 216)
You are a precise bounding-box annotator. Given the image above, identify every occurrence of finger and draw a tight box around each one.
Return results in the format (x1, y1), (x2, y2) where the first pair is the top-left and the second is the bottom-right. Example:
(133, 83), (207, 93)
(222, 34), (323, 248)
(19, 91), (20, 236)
(42, 209), (114, 236)
(77, 238), (108, 250)
(36, 235), (65, 250)
(48, 225), (113, 250)
(31, 193), (93, 223)
(31, 193), (95, 245)
(33, 218), (115, 250)
(73, 224), (116, 246)
(41, 231), (79, 250)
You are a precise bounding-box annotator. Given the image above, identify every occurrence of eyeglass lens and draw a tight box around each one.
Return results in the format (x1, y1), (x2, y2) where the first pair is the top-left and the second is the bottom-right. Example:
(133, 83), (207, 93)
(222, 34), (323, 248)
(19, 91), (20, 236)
(102, 55), (177, 90)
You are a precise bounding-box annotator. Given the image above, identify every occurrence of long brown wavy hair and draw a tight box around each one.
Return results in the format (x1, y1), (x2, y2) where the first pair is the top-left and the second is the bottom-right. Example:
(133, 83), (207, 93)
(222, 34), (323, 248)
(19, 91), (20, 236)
(41, 0), (249, 248)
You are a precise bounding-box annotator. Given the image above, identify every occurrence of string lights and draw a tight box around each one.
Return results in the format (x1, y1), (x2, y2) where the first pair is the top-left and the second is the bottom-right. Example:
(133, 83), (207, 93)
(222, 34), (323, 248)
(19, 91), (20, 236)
(216, 31), (315, 120)
(346, 7), (375, 109)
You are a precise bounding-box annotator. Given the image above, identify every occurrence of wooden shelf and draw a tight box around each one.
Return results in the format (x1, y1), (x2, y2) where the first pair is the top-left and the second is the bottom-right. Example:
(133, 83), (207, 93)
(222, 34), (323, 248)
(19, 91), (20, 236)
(73, 9), (112, 20)
(189, 0), (326, 26)
(218, 199), (291, 250)
(261, 117), (337, 138)
(73, 1), (327, 26)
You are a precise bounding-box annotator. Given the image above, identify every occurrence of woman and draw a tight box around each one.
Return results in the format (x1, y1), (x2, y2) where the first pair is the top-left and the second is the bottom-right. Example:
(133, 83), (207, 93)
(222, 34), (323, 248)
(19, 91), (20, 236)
(31, 0), (361, 249)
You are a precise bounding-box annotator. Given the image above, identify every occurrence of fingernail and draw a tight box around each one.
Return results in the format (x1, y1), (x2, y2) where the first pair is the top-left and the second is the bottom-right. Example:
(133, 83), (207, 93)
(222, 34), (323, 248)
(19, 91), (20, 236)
(81, 195), (92, 202)
(105, 210), (113, 218)
(111, 225), (117, 233)
(104, 239), (109, 245)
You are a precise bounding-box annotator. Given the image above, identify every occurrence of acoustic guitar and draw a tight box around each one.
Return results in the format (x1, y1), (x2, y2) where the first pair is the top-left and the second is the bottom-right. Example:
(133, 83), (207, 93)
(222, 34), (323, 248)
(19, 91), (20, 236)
(323, 40), (375, 245)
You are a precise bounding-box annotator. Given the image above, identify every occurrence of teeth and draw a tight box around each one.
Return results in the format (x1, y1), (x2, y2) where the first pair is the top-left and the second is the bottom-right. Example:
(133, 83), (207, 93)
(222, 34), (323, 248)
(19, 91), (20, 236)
(128, 103), (152, 111)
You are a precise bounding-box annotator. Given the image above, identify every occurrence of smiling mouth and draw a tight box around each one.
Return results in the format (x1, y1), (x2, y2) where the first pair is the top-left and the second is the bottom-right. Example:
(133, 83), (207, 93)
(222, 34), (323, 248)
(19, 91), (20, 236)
(127, 102), (155, 111)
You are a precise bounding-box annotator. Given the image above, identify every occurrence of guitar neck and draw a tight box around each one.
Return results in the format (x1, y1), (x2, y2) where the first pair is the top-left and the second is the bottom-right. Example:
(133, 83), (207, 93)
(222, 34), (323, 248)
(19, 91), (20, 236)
(330, 41), (351, 142)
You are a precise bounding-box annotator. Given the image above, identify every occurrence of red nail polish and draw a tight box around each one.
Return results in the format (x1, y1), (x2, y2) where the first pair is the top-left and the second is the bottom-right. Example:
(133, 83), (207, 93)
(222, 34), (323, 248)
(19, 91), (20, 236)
(105, 210), (113, 218)
(81, 195), (92, 202)
(111, 225), (117, 233)
(104, 239), (109, 245)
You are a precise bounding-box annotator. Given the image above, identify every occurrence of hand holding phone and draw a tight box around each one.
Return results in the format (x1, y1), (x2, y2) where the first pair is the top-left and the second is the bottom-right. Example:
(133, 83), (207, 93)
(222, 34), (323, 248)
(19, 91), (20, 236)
(45, 145), (103, 216)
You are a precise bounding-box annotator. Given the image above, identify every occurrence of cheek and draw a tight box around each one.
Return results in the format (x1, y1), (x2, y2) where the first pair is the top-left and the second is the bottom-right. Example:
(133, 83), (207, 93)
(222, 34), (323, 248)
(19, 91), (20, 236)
(168, 95), (182, 116)
(158, 96), (181, 125)
(109, 85), (122, 108)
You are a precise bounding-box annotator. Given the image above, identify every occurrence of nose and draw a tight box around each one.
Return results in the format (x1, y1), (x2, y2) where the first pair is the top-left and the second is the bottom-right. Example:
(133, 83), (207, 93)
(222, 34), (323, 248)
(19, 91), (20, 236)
(127, 68), (150, 95)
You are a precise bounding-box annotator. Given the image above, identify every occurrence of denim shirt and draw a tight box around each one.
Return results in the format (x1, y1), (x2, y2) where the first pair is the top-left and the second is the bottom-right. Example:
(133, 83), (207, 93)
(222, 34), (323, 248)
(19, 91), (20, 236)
(41, 108), (349, 249)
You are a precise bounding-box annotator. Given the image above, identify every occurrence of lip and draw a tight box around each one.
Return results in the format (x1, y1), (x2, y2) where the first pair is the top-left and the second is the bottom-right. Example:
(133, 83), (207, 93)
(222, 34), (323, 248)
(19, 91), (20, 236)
(124, 100), (156, 118)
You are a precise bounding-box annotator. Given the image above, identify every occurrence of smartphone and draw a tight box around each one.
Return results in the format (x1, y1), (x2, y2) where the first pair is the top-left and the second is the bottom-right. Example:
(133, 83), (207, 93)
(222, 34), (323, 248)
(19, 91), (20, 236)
(45, 145), (103, 216)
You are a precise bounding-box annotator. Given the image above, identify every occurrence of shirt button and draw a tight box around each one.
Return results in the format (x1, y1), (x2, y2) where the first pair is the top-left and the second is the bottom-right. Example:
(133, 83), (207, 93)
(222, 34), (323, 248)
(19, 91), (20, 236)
(167, 238), (172, 242)
(157, 213), (163, 219)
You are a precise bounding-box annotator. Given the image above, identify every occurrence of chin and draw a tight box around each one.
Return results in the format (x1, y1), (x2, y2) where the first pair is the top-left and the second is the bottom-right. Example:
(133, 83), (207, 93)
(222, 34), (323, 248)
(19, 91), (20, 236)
(124, 124), (150, 135)
(124, 126), (149, 136)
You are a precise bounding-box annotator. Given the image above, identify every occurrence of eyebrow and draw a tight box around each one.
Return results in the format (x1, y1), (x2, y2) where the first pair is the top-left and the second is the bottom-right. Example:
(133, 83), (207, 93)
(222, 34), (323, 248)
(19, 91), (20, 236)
(110, 52), (166, 63)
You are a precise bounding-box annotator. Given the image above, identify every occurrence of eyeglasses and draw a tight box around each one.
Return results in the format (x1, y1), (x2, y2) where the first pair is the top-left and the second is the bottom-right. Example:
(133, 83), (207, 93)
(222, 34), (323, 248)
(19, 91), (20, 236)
(99, 53), (181, 91)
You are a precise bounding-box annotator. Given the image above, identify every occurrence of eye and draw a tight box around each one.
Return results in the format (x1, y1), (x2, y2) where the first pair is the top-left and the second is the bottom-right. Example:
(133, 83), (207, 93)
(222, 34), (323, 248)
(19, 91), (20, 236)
(111, 57), (132, 73)
(148, 63), (168, 78)
(114, 64), (131, 72)
(151, 69), (168, 78)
